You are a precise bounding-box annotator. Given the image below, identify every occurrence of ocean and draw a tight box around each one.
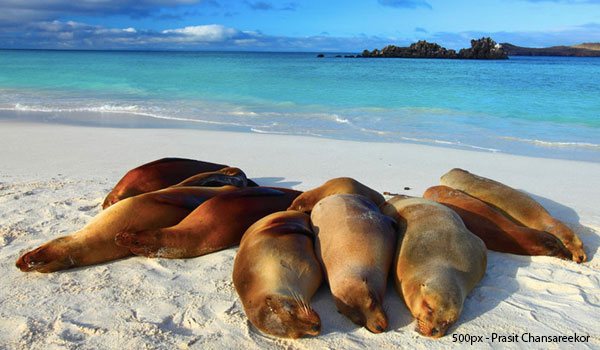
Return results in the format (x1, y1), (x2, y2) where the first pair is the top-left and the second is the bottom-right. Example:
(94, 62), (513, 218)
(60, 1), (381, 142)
(0, 50), (599, 162)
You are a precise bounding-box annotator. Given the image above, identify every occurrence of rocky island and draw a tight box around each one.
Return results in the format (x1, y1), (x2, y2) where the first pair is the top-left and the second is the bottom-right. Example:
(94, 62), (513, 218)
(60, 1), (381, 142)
(359, 37), (508, 60)
(500, 42), (600, 57)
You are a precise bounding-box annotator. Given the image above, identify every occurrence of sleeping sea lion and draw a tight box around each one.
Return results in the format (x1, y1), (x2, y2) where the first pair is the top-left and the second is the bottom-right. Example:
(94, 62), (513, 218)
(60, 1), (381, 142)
(310, 194), (397, 333)
(424, 185), (571, 259)
(114, 187), (302, 259)
(102, 158), (258, 208)
(440, 168), (586, 263)
(233, 211), (322, 339)
(288, 177), (385, 213)
(382, 196), (487, 338)
(16, 186), (238, 273)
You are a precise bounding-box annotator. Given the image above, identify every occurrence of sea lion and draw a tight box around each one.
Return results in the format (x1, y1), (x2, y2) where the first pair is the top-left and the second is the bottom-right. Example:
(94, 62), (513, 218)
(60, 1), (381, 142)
(440, 168), (586, 263)
(233, 211), (322, 339)
(102, 158), (259, 209)
(382, 196), (487, 338)
(16, 186), (238, 273)
(424, 185), (571, 259)
(115, 187), (302, 259)
(310, 194), (397, 333)
(288, 177), (385, 213)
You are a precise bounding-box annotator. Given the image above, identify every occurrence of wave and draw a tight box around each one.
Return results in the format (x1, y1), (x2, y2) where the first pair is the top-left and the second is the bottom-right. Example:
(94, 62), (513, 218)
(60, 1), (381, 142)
(250, 128), (323, 137)
(501, 136), (600, 150)
(401, 136), (501, 152)
(0, 103), (260, 128)
(332, 114), (351, 124)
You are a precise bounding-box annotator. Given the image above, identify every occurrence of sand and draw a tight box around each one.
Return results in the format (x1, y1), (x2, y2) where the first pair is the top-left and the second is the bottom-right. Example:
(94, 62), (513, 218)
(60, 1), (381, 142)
(0, 120), (599, 349)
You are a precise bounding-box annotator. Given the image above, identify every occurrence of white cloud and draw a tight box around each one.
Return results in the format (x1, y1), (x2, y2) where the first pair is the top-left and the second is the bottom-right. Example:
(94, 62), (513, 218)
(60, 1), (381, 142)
(162, 24), (238, 42)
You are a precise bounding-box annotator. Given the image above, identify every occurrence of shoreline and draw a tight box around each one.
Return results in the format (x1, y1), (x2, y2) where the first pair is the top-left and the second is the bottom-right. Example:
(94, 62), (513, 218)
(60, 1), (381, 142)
(1, 119), (599, 349)
(2, 108), (599, 164)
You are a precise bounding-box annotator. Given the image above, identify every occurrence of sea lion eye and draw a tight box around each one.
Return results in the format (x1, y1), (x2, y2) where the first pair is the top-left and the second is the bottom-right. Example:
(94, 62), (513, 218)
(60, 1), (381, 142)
(422, 301), (433, 316)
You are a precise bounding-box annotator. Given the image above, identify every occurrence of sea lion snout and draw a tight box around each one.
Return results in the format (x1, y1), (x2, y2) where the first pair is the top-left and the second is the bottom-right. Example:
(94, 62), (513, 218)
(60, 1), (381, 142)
(259, 296), (322, 338)
(366, 309), (388, 334)
(567, 242), (586, 263)
(413, 292), (460, 338)
(333, 288), (389, 333)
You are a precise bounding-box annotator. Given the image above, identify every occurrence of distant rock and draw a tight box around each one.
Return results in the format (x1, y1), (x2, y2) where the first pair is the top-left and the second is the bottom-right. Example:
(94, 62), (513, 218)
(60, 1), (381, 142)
(360, 37), (507, 60)
(458, 37), (508, 59)
(361, 40), (456, 59)
(501, 42), (600, 57)
(316, 54), (325, 58)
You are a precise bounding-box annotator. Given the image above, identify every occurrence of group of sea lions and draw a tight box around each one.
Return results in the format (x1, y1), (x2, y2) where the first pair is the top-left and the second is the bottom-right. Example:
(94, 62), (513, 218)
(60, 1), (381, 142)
(15, 157), (587, 340)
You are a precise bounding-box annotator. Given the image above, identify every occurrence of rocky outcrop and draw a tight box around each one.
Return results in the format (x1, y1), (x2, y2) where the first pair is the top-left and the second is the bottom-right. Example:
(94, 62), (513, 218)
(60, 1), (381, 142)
(458, 37), (508, 59)
(360, 37), (508, 60)
(501, 43), (600, 57)
(361, 41), (457, 58)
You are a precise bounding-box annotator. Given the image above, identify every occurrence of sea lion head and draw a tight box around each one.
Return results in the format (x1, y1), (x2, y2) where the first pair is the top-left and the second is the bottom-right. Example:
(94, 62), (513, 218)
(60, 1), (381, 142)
(408, 277), (464, 338)
(552, 224), (586, 263)
(287, 194), (314, 213)
(253, 294), (321, 339)
(333, 280), (388, 333)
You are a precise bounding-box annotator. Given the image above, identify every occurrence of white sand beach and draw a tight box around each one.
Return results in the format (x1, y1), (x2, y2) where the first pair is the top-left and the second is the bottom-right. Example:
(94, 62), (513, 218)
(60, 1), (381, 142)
(1, 119), (599, 349)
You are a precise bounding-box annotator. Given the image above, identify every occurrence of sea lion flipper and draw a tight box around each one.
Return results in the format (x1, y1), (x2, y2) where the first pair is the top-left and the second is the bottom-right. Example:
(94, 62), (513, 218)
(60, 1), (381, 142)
(16, 237), (76, 273)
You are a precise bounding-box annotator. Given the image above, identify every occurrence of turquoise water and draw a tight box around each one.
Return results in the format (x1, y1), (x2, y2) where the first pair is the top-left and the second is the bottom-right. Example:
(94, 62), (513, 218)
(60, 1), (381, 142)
(1, 50), (599, 161)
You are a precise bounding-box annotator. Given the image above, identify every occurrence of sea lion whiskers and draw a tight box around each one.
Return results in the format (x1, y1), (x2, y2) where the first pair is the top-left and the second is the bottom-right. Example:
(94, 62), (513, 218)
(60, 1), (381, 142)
(288, 289), (312, 316)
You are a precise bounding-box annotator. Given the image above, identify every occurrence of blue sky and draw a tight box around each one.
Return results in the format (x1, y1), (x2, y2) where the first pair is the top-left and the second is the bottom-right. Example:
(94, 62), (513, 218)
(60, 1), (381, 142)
(0, 0), (599, 51)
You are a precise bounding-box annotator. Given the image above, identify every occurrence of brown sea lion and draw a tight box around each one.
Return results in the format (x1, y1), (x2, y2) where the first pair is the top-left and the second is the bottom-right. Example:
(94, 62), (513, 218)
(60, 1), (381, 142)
(310, 194), (397, 333)
(115, 187), (302, 259)
(233, 211), (322, 339)
(424, 185), (571, 260)
(102, 158), (259, 209)
(16, 186), (238, 273)
(288, 177), (385, 213)
(440, 168), (586, 263)
(382, 197), (487, 338)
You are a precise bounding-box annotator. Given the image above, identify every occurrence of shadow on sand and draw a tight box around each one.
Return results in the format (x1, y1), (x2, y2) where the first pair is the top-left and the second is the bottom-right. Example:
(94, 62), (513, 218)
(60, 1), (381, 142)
(251, 177), (302, 189)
